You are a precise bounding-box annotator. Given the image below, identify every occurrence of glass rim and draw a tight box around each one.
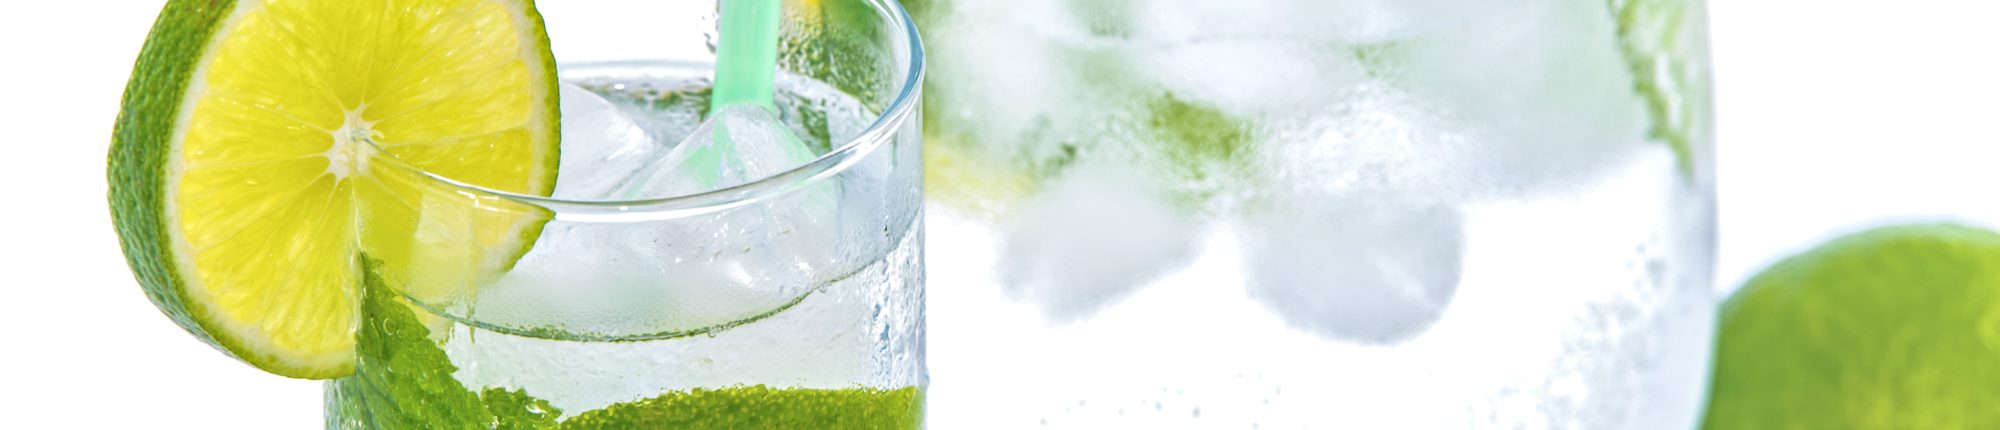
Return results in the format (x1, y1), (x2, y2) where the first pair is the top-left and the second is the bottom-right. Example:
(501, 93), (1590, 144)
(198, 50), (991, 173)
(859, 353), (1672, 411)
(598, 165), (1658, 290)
(360, 0), (923, 222)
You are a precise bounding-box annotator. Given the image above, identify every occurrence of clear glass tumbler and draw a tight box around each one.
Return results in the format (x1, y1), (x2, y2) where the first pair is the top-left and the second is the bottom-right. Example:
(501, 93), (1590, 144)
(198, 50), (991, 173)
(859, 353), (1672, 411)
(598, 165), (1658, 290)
(914, 0), (1716, 427)
(324, 0), (925, 428)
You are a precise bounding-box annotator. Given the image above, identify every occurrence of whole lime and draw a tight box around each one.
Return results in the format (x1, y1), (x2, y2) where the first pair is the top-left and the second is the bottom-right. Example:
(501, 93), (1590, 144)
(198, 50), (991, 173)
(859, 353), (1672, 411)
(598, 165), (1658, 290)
(1705, 223), (2000, 428)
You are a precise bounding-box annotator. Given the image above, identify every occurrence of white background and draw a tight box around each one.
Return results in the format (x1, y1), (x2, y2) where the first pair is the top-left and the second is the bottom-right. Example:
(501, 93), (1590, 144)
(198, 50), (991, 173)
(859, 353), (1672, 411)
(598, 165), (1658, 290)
(2, 0), (1997, 427)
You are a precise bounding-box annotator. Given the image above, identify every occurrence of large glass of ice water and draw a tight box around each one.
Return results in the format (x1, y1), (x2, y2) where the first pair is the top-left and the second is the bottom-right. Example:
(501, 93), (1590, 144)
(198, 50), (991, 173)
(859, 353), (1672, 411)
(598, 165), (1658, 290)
(325, 0), (925, 428)
(916, 0), (1716, 427)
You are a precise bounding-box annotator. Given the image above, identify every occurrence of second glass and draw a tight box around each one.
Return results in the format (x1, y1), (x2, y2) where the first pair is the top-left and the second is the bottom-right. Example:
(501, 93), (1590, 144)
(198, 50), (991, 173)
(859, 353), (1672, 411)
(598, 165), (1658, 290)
(915, 0), (1716, 427)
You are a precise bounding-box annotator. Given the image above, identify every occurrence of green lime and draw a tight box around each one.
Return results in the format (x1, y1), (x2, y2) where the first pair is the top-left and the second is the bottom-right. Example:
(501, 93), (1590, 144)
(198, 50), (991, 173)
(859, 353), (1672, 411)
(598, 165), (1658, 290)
(1705, 223), (2000, 428)
(108, 0), (561, 379)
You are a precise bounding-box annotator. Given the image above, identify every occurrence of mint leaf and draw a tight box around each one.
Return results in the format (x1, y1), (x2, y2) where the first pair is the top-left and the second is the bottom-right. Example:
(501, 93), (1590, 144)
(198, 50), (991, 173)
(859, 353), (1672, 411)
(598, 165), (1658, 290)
(484, 388), (564, 430)
(328, 258), (487, 429)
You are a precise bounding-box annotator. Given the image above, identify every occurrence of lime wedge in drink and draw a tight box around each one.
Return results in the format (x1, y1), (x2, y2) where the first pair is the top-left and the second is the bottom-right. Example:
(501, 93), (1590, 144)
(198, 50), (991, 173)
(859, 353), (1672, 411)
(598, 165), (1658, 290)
(108, 0), (561, 379)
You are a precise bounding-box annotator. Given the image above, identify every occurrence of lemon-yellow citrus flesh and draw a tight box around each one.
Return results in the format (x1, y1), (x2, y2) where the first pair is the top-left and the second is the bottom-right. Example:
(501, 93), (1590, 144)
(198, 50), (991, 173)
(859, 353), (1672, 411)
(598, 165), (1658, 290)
(110, 0), (559, 379)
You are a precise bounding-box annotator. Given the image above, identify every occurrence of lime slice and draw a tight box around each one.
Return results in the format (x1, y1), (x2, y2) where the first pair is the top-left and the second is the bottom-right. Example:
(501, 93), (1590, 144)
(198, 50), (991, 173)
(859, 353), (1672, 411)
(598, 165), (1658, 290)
(109, 0), (560, 379)
(1705, 223), (2000, 428)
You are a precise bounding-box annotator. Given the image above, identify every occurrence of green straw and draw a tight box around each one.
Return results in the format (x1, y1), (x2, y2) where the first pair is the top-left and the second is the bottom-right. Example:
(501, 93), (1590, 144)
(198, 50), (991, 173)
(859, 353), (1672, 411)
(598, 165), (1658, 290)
(663, 0), (783, 191)
(712, 0), (782, 114)
(613, 0), (790, 198)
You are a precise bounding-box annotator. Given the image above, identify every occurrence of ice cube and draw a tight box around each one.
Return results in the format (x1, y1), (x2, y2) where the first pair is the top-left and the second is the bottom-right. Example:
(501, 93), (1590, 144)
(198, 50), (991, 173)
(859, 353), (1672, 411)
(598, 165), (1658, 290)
(1239, 196), (1464, 344)
(612, 104), (821, 199)
(1375, 0), (1652, 195)
(1133, 39), (1366, 116)
(451, 105), (838, 338)
(550, 83), (670, 200)
(1253, 82), (1480, 200)
(1238, 83), (1471, 344)
(998, 163), (1201, 322)
(925, 0), (1095, 145)
(1121, 0), (1492, 45)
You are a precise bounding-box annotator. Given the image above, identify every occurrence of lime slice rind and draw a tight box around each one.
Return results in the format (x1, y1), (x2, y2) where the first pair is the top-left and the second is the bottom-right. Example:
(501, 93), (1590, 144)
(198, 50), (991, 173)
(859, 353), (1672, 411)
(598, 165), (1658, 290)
(112, 0), (260, 374)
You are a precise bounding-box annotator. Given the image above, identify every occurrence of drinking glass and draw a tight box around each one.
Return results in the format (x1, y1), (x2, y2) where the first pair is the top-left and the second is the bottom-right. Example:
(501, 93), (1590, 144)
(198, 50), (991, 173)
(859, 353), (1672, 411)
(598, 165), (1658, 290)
(324, 0), (926, 427)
